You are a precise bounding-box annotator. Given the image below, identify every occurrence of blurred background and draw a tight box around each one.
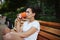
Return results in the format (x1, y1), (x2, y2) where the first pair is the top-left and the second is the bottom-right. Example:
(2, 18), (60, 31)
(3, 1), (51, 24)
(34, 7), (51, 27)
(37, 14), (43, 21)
(0, 0), (60, 24)
(0, 0), (60, 40)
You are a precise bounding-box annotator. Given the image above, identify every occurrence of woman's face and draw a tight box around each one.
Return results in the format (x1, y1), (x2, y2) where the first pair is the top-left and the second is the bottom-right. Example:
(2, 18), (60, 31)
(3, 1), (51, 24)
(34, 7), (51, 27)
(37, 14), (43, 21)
(26, 8), (35, 19)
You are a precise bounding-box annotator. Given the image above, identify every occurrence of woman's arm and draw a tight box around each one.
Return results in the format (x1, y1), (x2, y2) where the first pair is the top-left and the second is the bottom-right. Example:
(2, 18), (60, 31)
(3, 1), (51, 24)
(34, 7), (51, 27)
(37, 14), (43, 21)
(14, 18), (22, 32)
(14, 27), (37, 38)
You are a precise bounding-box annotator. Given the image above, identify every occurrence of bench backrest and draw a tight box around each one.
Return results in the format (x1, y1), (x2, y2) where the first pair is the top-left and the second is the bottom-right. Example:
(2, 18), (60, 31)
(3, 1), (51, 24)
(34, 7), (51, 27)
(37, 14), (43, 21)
(37, 20), (60, 40)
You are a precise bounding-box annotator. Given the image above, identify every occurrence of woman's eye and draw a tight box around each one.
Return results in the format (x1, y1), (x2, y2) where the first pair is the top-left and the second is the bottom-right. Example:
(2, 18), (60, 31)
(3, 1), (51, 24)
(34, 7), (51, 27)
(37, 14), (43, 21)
(26, 11), (29, 13)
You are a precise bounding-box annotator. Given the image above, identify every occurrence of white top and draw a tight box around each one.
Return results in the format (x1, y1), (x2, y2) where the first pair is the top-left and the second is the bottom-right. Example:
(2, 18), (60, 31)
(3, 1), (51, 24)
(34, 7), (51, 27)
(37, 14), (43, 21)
(22, 20), (40, 40)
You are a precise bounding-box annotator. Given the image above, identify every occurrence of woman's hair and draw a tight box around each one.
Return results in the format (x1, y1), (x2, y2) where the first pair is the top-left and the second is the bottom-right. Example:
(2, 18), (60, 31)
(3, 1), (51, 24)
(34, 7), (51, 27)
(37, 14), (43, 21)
(27, 6), (41, 13)
(26, 6), (42, 19)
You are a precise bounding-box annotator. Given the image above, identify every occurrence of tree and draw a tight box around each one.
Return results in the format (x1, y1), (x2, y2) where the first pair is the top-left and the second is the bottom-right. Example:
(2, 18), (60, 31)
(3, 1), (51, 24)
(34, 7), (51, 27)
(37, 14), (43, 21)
(0, 0), (27, 14)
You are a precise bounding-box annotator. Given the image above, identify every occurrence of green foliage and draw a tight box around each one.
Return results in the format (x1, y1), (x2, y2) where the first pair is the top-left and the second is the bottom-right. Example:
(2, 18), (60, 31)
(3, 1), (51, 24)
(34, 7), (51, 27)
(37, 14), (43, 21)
(40, 16), (56, 22)
(3, 7), (26, 24)
(0, 0), (58, 23)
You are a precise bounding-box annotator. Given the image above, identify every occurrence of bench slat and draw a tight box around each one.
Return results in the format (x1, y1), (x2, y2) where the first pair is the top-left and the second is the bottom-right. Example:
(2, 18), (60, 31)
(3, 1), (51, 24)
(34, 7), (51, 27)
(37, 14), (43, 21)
(39, 31), (60, 40)
(39, 21), (60, 29)
(40, 25), (60, 36)
(37, 35), (48, 40)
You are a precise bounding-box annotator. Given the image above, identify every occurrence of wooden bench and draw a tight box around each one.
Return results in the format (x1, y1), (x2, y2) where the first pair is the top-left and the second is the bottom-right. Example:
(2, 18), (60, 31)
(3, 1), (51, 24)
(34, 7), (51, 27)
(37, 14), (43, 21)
(37, 20), (60, 40)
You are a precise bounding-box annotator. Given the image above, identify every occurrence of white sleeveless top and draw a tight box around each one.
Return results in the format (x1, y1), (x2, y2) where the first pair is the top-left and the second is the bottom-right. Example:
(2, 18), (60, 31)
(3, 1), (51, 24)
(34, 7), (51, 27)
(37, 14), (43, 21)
(22, 20), (40, 40)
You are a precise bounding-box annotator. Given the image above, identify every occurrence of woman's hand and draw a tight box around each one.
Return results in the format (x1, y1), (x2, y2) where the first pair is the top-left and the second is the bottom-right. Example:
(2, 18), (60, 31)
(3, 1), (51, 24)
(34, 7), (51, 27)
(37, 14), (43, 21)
(15, 18), (21, 32)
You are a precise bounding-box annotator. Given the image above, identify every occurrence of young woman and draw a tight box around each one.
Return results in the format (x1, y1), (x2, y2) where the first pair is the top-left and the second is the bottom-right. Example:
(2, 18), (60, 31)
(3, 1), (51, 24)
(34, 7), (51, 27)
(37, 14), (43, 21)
(3, 7), (40, 40)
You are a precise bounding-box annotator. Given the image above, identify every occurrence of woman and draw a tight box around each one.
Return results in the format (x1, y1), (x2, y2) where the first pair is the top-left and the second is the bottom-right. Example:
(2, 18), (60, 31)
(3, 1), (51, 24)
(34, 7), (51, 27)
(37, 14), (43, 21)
(3, 7), (40, 40)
